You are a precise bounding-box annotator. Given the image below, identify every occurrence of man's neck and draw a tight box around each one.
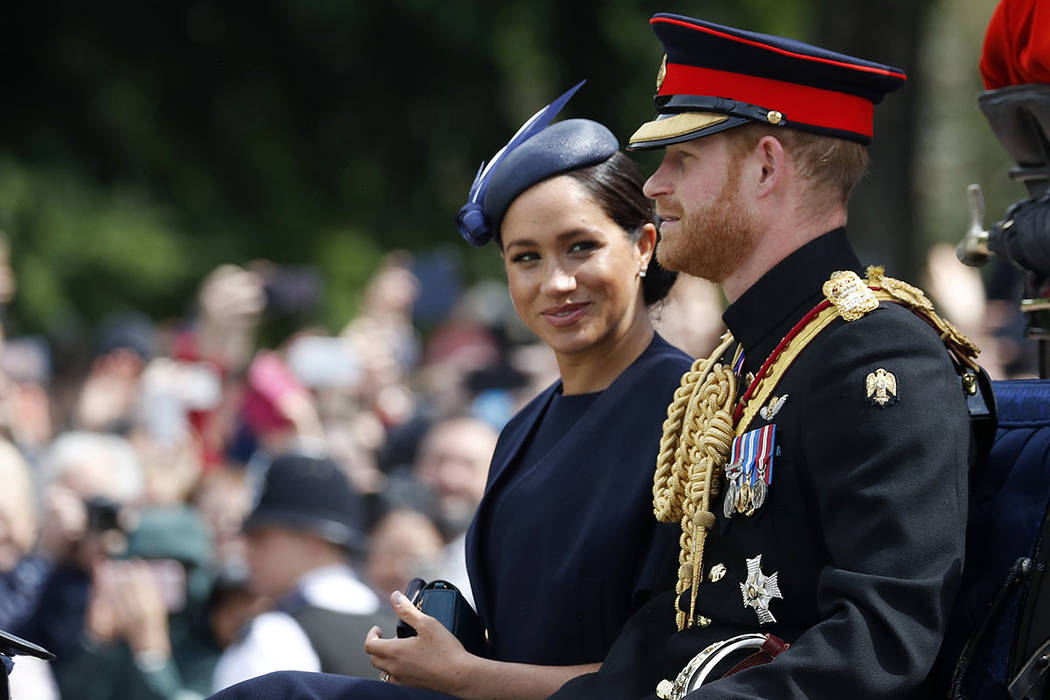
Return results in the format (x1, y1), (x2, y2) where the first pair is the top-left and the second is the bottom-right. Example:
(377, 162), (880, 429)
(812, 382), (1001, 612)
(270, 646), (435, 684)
(721, 208), (847, 303)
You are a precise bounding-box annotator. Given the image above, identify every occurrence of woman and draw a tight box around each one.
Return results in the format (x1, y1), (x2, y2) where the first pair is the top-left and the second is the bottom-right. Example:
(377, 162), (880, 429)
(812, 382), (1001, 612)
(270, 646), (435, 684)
(208, 84), (691, 700)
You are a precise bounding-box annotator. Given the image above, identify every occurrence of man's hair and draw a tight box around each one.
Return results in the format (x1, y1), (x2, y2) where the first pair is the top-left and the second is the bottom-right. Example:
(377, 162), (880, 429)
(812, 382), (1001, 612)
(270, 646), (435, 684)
(725, 124), (869, 215)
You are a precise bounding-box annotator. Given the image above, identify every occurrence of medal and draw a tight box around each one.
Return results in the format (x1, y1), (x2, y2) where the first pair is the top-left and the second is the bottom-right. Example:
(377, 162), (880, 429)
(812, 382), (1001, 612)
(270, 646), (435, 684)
(724, 461), (742, 518)
(740, 555), (783, 625)
(736, 481), (752, 514)
(724, 426), (776, 517)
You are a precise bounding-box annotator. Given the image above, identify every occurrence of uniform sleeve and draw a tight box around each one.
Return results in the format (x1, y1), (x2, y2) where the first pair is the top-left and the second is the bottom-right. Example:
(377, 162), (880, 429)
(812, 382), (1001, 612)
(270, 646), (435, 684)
(690, 310), (971, 698)
(212, 612), (321, 692)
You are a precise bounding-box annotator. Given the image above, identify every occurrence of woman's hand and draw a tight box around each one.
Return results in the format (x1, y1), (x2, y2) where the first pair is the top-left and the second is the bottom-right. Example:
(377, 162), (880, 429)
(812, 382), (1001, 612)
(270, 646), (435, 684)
(364, 590), (477, 695)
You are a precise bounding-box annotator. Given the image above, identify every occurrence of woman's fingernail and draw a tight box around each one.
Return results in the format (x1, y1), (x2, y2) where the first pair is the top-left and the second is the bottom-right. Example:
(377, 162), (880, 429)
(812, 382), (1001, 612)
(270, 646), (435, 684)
(391, 590), (406, 605)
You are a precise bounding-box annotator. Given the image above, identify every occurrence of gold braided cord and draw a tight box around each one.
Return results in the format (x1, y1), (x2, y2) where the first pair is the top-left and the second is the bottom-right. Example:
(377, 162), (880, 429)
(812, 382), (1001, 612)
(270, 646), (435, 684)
(652, 333), (738, 630)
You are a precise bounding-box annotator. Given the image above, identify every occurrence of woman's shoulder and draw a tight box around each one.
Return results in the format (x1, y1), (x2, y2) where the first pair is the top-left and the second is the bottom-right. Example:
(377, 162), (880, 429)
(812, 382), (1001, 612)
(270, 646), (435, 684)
(496, 380), (559, 435)
(627, 333), (693, 383)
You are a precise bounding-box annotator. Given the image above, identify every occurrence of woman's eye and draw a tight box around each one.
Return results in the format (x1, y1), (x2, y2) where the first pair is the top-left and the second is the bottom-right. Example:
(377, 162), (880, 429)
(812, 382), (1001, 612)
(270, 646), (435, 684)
(568, 241), (597, 254)
(512, 251), (539, 263)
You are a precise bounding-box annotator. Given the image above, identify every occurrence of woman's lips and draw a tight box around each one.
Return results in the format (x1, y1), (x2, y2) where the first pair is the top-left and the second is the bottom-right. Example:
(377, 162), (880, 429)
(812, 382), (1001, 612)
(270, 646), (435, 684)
(541, 302), (590, 327)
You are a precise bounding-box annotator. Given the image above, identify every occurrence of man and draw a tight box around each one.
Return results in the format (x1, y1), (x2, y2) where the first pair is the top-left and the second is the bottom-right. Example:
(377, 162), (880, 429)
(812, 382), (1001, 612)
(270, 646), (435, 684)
(412, 417), (498, 604)
(212, 452), (390, 690)
(550, 13), (979, 700)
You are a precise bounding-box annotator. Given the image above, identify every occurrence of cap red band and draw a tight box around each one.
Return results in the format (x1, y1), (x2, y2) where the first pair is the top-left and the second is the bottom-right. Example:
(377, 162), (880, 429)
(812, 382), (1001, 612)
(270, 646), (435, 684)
(661, 63), (876, 139)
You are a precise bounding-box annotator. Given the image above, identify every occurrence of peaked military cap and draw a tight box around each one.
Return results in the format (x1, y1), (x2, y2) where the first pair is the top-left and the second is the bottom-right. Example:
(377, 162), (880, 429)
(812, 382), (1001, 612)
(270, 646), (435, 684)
(629, 13), (907, 150)
(456, 81), (619, 246)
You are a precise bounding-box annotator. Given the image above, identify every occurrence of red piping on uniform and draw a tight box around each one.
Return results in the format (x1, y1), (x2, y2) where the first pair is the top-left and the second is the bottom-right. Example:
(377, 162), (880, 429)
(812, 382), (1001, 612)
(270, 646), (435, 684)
(734, 300), (832, 423)
(661, 63), (874, 138)
(651, 17), (907, 81)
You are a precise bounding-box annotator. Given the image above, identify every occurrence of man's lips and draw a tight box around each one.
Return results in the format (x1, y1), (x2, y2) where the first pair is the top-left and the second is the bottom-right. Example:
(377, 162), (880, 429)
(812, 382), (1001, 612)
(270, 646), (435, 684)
(541, 302), (590, 327)
(656, 213), (681, 231)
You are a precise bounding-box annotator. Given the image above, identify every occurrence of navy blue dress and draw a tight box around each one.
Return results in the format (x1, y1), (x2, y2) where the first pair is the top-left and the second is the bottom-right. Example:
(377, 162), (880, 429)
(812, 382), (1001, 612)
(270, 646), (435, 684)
(467, 333), (689, 666)
(207, 334), (691, 700)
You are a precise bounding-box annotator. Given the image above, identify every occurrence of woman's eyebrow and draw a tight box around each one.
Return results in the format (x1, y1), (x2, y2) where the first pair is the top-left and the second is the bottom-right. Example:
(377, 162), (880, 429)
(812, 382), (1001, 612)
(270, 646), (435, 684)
(505, 229), (593, 251)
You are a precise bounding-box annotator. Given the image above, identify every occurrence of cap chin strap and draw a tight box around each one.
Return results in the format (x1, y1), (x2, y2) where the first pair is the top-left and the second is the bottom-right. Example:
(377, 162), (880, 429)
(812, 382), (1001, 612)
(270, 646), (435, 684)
(656, 95), (785, 126)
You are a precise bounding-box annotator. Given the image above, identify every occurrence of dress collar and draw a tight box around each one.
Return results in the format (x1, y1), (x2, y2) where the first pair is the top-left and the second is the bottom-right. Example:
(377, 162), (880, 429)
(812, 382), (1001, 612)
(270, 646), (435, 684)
(722, 228), (862, 373)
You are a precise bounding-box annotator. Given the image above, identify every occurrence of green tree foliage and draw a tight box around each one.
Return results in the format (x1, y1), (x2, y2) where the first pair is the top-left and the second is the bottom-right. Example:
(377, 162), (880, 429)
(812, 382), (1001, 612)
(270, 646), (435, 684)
(2, 0), (984, 339)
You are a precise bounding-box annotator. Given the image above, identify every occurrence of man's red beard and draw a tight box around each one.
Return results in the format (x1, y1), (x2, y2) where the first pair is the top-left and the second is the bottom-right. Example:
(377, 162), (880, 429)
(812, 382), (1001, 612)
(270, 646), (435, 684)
(655, 162), (758, 284)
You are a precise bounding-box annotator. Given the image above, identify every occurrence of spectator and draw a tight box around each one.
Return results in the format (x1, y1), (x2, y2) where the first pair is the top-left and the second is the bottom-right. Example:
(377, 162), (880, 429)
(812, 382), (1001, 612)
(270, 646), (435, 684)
(409, 416), (497, 604)
(212, 452), (392, 689)
(55, 505), (218, 700)
(192, 469), (253, 570)
(13, 431), (143, 662)
(365, 508), (444, 599)
(74, 312), (155, 434)
(0, 439), (59, 700)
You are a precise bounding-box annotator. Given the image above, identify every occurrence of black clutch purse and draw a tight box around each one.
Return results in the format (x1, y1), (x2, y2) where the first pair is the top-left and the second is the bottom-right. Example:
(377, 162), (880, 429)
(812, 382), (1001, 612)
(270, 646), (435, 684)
(396, 579), (488, 657)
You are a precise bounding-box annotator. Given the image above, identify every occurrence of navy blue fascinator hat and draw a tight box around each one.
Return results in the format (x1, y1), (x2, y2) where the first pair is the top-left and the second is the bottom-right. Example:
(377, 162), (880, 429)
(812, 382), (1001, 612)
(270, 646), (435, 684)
(456, 81), (620, 246)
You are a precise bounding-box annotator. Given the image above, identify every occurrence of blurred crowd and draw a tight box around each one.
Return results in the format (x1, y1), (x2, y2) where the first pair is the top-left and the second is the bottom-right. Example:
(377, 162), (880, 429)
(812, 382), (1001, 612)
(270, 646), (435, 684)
(0, 240), (727, 700)
(0, 231), (1035, 699)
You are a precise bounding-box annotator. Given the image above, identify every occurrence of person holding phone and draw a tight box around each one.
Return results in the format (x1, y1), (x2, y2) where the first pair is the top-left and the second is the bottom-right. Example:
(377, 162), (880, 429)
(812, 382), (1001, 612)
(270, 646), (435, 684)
(208, 84), (691, 700)
(56, 505), (219, 700)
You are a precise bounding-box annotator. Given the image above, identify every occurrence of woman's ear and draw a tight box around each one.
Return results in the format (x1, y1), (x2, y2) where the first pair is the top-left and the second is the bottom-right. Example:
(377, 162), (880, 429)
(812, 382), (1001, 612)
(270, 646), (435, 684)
(637, 222), (658, 268)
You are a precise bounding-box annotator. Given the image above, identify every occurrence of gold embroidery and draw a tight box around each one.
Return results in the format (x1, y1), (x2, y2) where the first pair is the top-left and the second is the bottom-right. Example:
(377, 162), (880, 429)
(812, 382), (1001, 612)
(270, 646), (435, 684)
(823, 270), (879, 322)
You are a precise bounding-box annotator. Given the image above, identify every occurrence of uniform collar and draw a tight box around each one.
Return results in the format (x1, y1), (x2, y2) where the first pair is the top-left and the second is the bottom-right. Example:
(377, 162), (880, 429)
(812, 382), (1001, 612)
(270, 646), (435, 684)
(722, 228), (862, 373)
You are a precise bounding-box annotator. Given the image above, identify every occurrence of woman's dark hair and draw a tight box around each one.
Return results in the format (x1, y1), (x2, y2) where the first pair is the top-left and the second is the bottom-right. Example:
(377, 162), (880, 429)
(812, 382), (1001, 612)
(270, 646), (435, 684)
(565, 152), (678, 305)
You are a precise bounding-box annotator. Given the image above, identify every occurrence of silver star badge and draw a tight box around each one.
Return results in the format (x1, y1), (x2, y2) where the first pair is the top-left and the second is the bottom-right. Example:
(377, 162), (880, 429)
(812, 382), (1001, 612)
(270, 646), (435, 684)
(739, 555), (782, 624)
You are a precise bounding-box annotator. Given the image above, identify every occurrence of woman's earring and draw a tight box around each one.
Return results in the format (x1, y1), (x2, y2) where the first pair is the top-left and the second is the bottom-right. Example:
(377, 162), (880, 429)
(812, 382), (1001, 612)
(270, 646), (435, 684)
(638, 266), (648, 278)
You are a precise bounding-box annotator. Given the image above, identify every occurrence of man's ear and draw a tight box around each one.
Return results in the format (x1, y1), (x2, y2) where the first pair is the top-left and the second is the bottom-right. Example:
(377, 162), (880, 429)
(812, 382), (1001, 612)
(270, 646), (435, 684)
(753, 135), (786, 197)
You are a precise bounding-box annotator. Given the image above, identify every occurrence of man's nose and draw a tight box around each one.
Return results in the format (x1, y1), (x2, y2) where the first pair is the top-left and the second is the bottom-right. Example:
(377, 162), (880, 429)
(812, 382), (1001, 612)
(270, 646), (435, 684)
(643, 157), (672, 199)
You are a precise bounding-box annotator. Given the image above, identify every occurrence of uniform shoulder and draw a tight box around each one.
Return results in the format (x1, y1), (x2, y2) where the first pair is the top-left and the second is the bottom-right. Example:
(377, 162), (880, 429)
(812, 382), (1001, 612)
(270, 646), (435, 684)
(820, 301), (951, 356)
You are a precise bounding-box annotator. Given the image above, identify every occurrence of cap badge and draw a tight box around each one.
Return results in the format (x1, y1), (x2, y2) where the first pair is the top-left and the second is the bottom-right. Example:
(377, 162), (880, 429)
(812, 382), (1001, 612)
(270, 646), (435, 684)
(656, 54), (668, 91)
(723, 425), (776, 518)
(823, 270), (879, 322)
(740, 555), (782, 625)
(866, 368), (898, 407)
(766, 110), (784, 125)
(759, 394), (788, 421)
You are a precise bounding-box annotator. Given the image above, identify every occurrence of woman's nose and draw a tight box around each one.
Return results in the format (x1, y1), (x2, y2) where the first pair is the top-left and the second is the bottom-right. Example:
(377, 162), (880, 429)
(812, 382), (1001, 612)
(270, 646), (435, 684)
(542, 265), (577, 295)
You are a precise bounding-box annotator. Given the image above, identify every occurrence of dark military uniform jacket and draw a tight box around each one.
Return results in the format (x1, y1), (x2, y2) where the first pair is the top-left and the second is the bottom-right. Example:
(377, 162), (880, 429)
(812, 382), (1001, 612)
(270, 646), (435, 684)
(551, 228), (974, 699)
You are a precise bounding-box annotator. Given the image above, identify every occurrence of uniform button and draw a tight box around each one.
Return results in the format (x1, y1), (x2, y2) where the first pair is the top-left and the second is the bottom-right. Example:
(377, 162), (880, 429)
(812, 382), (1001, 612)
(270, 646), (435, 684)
(709, 563), (727, 582)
